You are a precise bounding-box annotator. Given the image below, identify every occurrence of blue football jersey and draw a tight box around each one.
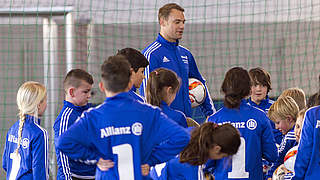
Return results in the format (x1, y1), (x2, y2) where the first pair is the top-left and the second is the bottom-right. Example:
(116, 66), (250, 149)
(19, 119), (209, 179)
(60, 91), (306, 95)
(208, 100), (278, 180)
(293, 106), (320, 180)
(267, 128), (297, 178)
(150, 156), (206, 180)
(247, 96), (283, 145)
(2, 115), (49, 180)
(57, 92), (190, 180)
(160, 101), (188, 128)
(140, 34), (215, 117)
(53, 100), (96, 180)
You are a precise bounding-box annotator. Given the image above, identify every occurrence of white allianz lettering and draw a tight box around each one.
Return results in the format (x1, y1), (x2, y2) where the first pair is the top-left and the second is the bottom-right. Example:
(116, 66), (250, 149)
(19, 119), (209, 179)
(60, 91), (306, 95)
(100, 126), (131, 138)
(217, 121), (245, 129)
(316, 120), (320, 128)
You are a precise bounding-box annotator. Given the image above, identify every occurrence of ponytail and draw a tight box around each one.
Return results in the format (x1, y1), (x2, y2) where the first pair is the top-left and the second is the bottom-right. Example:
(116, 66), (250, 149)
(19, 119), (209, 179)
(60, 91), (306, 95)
(221, 67), (251, 109)
(146, 68), (180, 107)
(180, 122), (240, 165)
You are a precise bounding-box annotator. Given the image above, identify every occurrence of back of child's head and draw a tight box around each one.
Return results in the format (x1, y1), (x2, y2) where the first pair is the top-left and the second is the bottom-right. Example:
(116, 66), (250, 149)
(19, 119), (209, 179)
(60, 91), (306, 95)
(101, 55), (132, 93)
(307, 92), (320, 108)
(180, 122), (240, 165)
(117, 47), (149, 72)
(16, 81), (47, 154)
(146, 68), (180, 107)
(268, 96), (299, 123)
(63, 69), (93, 93)
(280, 87), (306, 110)
(249, 67), (272, 93)
(221, 67), (251, 109)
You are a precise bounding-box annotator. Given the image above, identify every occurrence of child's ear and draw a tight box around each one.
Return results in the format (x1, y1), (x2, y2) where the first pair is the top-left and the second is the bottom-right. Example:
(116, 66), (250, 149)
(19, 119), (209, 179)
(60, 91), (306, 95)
(68, 87), (75, 97)
(99, 82), (105, 93)
(212, 145), (222, 154)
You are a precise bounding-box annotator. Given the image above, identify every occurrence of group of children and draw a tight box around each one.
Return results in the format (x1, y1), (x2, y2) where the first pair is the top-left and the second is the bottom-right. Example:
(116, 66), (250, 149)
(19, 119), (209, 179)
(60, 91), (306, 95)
(2, 47), (319, 180)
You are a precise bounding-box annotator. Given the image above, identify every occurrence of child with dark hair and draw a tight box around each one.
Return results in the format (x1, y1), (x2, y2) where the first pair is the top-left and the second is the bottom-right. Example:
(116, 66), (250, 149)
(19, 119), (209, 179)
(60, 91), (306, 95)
(207, 67), (278, 180)
(53, 69), (96, 180)
(146, 68), (187, 127)
(57, 55), (189, 180)
(117, 47), (149, 102)
(248, 67), (283, 144)
(150, 122), (240, 179)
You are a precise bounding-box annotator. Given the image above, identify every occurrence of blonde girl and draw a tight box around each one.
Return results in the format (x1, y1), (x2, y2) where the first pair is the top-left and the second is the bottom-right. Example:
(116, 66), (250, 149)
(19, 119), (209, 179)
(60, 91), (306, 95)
(2, 81), (48, 180)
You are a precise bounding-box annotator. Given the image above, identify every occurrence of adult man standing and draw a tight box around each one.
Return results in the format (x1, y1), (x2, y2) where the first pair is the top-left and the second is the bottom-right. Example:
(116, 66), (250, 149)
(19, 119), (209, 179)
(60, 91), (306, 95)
(140, 3), (215, 117)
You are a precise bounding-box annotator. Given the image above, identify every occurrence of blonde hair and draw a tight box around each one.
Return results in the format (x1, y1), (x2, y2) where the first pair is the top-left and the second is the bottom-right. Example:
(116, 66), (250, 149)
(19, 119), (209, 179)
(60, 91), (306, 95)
(268, 96), (299, 123)
(280, 87), (306, 111)
(15, 81), (46, 154)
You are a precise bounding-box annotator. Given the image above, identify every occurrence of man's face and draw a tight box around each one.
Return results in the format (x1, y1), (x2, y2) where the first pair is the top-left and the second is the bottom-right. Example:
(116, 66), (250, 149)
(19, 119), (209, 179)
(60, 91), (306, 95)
(160, 9), (185, 42)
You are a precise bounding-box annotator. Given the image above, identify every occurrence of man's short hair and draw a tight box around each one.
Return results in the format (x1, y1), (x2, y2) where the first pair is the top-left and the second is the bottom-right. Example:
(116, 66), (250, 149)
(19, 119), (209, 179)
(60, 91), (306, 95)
(117, 48), (149, 72)
(101, 55), (131, 93)
(158, 3), (184, 22)
(249, 67), (272, 93)
(63, 69), (93, 92)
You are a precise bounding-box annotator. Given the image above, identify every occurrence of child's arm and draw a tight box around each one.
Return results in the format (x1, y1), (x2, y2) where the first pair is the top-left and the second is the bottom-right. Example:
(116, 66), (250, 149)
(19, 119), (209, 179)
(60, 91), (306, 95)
(261, 114), (278, 163)
(267, 131), (297, 178)
(32, 130), (49, 180)
(57, 112), (101, 163)
(146, 112), (190, 166)
(293, 110), (315, 180)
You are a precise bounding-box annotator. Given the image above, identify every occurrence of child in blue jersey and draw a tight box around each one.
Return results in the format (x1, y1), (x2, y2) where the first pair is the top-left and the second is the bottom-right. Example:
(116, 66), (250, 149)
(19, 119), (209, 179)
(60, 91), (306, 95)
(267, 96), (299, 179)
(292, 106), (320, 179)
(2, 81), (49, 180)
(272, 108), (307, 180)
(117, 47), (149, 102)
(53, 69), (96, 180)
(145, 68), (187, 128)
(56, 55), (190, 180)
(248, 67), (283, 145)
(152, 122), (241, 180)
(207, 67), (278, 180)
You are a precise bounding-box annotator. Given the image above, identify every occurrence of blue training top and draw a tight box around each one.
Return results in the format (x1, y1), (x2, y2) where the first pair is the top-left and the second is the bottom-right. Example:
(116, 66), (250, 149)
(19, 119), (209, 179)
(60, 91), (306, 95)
(293, 106), (320, 180)
(207, 100), (278, 180)
(53, 100), (96, 180)
(247, 96), (283, 145)
(140, 34), (215, 117)
(56, 92), (190, 180)
(2, 115), (49, 180)
(160, 101), (188, 128)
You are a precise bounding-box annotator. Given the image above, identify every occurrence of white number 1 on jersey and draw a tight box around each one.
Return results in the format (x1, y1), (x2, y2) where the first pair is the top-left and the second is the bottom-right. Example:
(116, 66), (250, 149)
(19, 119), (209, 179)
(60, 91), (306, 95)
(113, 144), (134, 180)
(228, 137), (249, 178)
(9, 152), (21, 180)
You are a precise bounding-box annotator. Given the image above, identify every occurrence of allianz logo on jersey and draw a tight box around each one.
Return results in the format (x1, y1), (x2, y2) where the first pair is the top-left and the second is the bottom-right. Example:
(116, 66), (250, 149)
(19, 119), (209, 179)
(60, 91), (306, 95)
(8, 134), (30, 149)
(100, 122), (143, 138)
(217, 119), (257, 130)
(316, 120), (320, 128)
